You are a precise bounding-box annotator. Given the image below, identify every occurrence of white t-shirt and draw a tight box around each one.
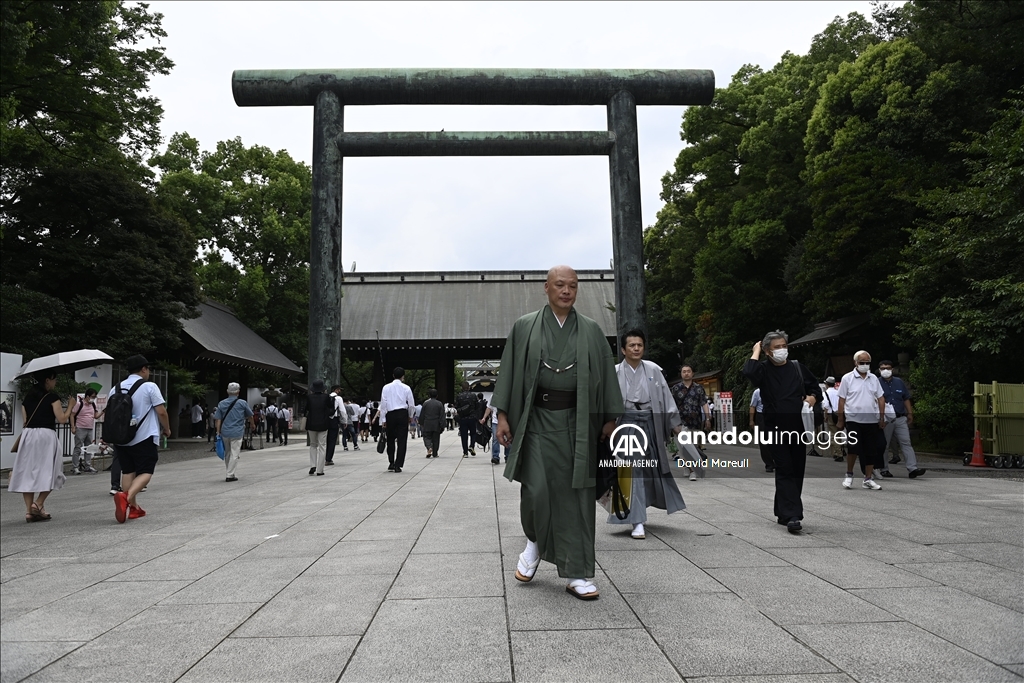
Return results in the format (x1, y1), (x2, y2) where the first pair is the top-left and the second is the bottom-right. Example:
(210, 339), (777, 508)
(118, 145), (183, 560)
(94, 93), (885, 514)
(108, 374), (165, 446)
(824, 387), (840, 414)
(191, 403), (203, 423)
(838, 371), (884, 422)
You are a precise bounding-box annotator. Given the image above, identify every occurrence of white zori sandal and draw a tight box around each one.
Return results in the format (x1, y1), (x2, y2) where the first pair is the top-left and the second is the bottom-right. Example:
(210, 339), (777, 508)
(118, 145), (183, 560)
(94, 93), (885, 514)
(515, 552), (541, 582)
(566, 579), (599, 600)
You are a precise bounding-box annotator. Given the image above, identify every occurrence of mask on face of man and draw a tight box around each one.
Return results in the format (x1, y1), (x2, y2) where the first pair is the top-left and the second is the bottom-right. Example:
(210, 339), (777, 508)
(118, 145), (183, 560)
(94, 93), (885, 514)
(857, 363), (870, 374)
(771, 348), (789, 363)
(880, 369), (893, 379)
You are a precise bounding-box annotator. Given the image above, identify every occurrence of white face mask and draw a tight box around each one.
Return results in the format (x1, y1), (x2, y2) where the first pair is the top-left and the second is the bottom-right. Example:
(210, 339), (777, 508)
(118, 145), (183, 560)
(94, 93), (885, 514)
(857, 363), (871, 374)
(880, 369), (893, 379)
(771, 348), (789, 363)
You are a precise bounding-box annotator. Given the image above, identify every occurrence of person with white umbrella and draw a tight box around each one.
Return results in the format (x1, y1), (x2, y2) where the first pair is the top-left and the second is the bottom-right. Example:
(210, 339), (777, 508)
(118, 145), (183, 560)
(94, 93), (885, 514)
(10, 370), (77, 522)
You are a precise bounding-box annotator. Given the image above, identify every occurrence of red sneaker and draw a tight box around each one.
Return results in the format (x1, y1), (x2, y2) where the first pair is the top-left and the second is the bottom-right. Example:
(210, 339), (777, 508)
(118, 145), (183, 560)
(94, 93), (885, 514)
(128, 505), (146, 519)
(114, 491), (128, 524)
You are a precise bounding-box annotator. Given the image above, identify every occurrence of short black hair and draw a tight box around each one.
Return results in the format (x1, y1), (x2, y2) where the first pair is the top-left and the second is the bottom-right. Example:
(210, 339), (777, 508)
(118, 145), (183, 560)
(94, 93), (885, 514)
(331, 384), (342, 391)
(393, 366), (405, 379)
(620, 328), (646, 349)
(32, 369), (57, 384)
(428, 388), (437, 398)
(878, 360), (895, 367)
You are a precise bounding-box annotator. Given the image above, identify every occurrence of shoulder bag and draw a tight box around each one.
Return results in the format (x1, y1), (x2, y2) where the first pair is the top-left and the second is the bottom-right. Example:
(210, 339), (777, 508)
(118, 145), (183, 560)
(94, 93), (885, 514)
(10, 396), (47, 453)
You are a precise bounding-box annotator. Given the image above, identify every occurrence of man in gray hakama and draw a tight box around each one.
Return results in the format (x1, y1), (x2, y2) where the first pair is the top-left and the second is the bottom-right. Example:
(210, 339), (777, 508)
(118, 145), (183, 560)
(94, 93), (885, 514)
(612, 330), (686, 540)
(493, 266), (622, 601)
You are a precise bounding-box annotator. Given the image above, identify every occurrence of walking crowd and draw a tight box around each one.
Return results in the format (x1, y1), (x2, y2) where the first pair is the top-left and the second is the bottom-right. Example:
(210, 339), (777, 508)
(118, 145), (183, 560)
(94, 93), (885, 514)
(8, 266), (927, 603)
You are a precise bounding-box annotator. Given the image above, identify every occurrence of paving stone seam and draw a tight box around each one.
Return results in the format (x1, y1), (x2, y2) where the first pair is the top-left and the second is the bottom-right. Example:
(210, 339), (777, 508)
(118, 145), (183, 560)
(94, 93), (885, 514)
(646, 495), (917, 680)
(164, 453), (445, 682)
(887, 564), (1024, 615)
(334, 444), (473, 682)
(598, 526), (702, 682)
(490, 463), (519, 683)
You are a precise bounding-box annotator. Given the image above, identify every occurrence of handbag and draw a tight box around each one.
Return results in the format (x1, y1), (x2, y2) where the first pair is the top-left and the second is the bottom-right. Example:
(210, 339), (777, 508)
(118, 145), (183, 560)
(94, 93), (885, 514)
(595, 440), (631, 520)
(376, 436), (387, 454)
(215, 434), (225, 460)
(10, 396), (47, 453)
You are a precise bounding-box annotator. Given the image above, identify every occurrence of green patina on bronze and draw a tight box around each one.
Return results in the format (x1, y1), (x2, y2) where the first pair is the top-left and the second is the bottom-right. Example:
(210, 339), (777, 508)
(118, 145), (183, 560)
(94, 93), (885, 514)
(232, 68), (714, 107)
(336, 131), (614, 157)
(232, 67), (715, 386)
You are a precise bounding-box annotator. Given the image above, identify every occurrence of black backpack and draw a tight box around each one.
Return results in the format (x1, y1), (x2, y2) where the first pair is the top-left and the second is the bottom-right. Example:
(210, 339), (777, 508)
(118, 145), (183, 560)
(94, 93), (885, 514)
(104, 378), (150, 445)
(455, 391), (477, 419)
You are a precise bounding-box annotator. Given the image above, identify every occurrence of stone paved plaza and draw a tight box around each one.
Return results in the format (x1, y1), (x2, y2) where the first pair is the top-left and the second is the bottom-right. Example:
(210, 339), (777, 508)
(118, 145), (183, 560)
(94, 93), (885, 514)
(2, 437), (1022, 682)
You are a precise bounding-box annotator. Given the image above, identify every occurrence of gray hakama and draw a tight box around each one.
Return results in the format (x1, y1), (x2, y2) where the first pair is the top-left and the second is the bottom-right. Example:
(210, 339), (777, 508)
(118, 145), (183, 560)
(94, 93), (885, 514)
(607, 409), (685, 525)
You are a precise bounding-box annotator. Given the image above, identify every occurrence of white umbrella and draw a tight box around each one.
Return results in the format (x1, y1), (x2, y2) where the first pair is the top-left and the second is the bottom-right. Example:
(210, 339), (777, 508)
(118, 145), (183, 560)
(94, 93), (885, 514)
(15, 349), (114, 379)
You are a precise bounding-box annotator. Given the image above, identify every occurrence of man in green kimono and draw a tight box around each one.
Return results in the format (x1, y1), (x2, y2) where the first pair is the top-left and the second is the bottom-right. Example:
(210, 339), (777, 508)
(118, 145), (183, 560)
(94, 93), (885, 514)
(493, 265), (623, 600)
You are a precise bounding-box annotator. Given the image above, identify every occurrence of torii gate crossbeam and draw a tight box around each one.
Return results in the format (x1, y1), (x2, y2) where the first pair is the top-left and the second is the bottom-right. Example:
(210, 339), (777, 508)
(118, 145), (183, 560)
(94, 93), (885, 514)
(232, 68), (715, 384)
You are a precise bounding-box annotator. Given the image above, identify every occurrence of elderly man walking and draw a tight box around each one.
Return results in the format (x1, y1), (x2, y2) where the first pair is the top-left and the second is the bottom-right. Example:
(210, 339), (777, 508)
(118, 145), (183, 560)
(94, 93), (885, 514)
(742, 331), (822, 533)
(837, 351), (886, 491)
(876, 360), (926, 479)
(214, 382), (254, 482)
(493, 265), (622, 600)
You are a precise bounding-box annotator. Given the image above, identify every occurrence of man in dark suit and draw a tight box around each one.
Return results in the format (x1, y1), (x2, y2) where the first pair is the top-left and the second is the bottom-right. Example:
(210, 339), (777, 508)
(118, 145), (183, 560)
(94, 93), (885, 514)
(419, 388), (446, 458)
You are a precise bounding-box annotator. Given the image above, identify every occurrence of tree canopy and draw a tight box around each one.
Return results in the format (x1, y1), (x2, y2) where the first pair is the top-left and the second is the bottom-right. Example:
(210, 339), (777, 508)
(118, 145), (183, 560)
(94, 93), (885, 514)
(151, 134), (313, 371)
(1, 1), (199, 363)
(645, 1), (1024, 445)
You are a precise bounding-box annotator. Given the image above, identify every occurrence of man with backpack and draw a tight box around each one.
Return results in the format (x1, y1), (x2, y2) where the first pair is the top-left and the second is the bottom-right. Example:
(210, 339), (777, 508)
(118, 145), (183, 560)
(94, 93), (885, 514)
(455, 382), (479, 457)
(265, 402), (278, 443)
(106, 355), (171, 523)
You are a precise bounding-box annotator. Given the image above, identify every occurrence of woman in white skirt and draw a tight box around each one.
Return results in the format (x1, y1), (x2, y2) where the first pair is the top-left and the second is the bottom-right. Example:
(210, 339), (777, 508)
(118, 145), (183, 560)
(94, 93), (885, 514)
(10, 370), (76, 522)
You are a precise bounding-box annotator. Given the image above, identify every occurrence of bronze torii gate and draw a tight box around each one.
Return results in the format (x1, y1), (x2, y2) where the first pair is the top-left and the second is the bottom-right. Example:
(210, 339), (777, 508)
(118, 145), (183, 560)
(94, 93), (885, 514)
(232, 68), (715, 384)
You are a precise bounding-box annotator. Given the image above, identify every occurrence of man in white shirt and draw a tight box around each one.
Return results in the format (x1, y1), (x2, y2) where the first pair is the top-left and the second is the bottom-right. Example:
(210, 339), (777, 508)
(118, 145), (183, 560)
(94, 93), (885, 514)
(326, 385), (348, 465)
(277, 404), (290, 445)
(190, 401), (204, 438)
(108, 355), (171, 523)
(379, 367), (415, 472)
(837, 351), (886, 490)
(822, 377), (844, 461)
(265, 403), (278, 443)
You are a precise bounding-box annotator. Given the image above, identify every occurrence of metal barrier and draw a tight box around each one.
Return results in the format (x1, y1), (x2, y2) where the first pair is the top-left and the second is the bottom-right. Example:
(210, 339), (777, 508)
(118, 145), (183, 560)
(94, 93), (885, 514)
(973, 382), (1024, 467)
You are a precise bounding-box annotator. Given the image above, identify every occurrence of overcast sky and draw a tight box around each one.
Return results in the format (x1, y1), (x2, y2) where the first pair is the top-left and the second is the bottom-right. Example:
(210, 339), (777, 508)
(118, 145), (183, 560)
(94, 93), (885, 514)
(147, 1), (875, 273)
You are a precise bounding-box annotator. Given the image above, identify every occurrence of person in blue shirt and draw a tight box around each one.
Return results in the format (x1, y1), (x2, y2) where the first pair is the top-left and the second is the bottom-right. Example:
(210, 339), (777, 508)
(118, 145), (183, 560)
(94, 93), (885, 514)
(214, 383), (254, 482)
(876, 361), (926, 479)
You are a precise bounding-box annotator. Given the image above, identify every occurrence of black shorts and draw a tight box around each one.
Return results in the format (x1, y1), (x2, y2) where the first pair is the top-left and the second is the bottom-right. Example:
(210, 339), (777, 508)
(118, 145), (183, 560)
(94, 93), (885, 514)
(845, 422), (878, 457)
(114, 439), (159, 475)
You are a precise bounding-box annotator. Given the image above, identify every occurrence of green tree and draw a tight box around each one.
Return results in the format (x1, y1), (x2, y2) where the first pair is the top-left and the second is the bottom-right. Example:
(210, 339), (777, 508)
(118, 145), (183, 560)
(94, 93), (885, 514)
(1, 0), (171, 192)
(888, 95), (1024, 441)
(152, 134), (312, 369)
(0, 164), (201, 359)
(0, 1), (198, 361)
(645, 13), (882, 371)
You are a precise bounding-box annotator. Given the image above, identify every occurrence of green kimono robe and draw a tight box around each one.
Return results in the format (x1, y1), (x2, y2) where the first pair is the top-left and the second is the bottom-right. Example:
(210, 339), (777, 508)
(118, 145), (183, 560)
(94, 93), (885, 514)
(492, 306), (623, 578)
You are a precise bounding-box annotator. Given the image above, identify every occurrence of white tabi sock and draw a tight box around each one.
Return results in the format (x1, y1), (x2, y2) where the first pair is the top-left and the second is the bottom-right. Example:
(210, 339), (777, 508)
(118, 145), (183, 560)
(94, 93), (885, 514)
(523, 540), (539, 563)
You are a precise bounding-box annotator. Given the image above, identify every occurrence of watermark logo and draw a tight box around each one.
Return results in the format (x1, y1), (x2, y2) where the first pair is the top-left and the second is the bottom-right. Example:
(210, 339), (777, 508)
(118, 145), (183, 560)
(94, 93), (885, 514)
(610, 423), (649, 458)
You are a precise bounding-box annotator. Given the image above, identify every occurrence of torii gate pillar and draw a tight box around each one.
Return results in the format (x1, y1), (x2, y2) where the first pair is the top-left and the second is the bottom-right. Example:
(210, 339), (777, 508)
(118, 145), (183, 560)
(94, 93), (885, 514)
(233, 69), (715, 384)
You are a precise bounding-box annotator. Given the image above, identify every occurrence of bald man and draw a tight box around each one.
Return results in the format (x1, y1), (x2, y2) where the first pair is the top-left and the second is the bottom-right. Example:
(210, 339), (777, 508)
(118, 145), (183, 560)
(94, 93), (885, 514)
(492, 266), (623, 601)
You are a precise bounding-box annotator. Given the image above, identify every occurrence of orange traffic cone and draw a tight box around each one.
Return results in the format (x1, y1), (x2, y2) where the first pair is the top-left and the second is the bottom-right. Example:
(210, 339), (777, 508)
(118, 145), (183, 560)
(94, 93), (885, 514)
(967, 430), (987, 467)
